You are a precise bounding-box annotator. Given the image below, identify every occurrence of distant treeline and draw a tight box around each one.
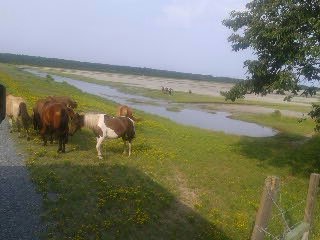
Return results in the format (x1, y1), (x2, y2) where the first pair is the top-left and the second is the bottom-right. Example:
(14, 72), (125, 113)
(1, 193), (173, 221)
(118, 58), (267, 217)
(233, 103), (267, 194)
(0, 53), (241, 83)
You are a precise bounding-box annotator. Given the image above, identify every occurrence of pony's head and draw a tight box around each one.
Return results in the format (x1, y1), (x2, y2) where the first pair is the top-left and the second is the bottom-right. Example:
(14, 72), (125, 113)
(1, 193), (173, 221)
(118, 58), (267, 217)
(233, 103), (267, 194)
(67, 99), (78, 109)
(69, 113), (83, 136)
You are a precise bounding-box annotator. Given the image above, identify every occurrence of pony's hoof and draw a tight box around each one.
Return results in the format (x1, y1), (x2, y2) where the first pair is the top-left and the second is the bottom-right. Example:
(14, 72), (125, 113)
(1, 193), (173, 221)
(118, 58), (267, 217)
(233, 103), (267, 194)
(57, 149), (62, 153)
(98, 155), (103, 160)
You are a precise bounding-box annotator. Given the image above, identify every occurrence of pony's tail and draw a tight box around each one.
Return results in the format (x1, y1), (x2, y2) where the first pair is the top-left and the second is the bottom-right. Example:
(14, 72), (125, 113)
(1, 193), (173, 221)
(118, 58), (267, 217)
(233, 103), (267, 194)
(18, 102), (32, 128)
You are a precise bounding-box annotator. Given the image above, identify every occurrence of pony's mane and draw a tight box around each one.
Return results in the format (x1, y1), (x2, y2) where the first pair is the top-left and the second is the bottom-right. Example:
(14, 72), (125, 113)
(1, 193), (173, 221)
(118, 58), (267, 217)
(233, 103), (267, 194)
(83, 113), (102, 130)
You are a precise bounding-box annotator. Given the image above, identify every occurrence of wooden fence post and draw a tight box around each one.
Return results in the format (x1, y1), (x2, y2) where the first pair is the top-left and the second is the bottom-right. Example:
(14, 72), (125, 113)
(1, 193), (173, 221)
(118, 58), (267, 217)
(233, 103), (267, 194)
(251, 176), (280, 240)
(302, 173), (320, 239)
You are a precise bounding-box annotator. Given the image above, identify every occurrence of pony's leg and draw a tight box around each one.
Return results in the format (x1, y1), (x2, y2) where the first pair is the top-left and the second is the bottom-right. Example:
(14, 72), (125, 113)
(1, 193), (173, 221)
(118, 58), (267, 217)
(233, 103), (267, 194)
(33, 114), (38, 131)
(128, 141), (132, 157)
(61, 137), (65, 153)
(26, 128), (30, 141)
(96, 136), (105, 159)
(8, 117), (13, 133)
(16, 118), (22, 137)
(57, 136), (62, 153)
(62, 134), (68, 153)
(40, 126), (47, 146)
(42, 135), (47, 146)
(122, 138), (127, 154)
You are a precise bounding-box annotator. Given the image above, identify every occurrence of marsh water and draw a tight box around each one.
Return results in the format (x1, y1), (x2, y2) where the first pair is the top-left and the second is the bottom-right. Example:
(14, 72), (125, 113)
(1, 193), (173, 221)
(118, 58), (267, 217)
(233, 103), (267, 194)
(25, 69), (277, 137)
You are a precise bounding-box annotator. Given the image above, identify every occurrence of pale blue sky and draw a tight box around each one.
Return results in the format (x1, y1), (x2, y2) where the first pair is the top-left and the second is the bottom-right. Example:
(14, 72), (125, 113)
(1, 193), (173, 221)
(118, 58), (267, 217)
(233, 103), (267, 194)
(0, 0), (252, 78)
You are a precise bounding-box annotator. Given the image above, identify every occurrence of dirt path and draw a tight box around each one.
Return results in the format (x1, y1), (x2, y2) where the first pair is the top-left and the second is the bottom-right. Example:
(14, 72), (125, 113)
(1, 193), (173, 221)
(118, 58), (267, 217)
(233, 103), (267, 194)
(0, 120), (43, 239)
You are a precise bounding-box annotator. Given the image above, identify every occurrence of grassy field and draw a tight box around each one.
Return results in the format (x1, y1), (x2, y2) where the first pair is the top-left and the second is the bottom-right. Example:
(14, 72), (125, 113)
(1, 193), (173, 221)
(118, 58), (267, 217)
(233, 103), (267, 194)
(1, 64), (320, 239)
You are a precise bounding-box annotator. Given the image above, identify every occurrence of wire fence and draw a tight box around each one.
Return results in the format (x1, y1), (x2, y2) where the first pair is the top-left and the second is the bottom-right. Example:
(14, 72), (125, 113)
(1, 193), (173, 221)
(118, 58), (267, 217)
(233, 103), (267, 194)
(251, 174), (320, 240)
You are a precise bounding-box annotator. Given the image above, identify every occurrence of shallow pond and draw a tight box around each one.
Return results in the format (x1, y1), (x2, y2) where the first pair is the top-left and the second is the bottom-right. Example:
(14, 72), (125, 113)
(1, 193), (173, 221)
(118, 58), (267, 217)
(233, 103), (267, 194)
(25, 69), (277, 137)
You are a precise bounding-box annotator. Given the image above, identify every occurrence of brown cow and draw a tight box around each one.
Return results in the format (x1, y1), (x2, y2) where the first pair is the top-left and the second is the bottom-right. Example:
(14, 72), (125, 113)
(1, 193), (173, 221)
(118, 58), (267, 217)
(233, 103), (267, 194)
(40, 102), (71, 153)
(33, 96), (77, 132)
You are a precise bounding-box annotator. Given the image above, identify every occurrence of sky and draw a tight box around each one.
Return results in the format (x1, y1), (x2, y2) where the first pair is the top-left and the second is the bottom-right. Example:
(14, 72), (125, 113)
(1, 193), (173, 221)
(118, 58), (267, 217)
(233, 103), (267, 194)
(0, 0), (253, 79)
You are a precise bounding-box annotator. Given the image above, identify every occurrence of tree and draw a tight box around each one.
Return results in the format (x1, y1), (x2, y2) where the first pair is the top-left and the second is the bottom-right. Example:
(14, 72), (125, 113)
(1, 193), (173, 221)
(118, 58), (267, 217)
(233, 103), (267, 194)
(222, 0), (320, 127)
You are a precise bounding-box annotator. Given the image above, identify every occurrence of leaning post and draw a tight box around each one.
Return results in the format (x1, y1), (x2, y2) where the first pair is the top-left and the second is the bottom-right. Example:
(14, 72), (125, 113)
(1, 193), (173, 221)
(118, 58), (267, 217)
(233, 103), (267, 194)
(302, 173), (320, 239)
(251, 176), (280, 240)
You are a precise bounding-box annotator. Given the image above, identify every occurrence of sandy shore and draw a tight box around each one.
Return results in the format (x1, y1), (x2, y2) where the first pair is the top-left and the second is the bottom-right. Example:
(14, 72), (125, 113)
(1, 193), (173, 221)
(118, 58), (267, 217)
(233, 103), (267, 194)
(38, 67), (318, 106)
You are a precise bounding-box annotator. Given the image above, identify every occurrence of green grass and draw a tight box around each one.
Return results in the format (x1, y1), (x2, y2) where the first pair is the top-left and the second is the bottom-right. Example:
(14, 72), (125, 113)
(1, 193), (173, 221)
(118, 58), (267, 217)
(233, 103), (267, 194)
(2, 64), (320, 239)
(233, 111), (314, 136)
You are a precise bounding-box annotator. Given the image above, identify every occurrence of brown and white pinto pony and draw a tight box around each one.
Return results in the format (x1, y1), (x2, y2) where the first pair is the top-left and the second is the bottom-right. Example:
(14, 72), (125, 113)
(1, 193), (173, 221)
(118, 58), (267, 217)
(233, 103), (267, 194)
(69, 113), (135, 159)
(6, 94), (32, 140)
(33, 96), (77, 132)
(40, 102), (71, 153)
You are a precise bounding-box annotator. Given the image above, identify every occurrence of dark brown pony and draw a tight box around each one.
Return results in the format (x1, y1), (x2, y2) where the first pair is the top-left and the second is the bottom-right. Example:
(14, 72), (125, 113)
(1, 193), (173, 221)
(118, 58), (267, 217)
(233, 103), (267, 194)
(33, 96), (77, 132)
(40, 102), (71, 153)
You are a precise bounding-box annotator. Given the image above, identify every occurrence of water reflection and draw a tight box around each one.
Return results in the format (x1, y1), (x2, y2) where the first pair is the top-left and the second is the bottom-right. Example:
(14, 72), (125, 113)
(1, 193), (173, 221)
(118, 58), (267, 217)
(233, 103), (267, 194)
(24, 69), (277, 137)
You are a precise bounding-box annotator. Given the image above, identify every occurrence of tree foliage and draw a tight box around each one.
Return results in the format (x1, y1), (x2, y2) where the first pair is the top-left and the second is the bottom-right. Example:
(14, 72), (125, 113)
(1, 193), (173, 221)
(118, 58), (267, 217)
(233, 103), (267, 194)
(222, 0), (320, 100)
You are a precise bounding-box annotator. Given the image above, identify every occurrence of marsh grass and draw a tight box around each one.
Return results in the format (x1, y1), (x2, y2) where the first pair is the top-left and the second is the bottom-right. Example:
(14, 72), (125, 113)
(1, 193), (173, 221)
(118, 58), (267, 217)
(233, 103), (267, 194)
(2, 64), (320, 239)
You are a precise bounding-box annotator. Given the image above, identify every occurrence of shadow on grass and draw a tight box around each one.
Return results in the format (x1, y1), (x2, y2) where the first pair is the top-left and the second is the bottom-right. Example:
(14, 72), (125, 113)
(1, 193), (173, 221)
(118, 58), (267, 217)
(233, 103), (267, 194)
(234, 133), (320, 176)
(28, 163), (230, 240)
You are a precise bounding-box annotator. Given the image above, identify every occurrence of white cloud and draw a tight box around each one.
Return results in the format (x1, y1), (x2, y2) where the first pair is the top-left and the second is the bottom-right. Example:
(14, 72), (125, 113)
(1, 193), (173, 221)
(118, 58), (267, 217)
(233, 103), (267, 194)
(157, 0), (210, 28)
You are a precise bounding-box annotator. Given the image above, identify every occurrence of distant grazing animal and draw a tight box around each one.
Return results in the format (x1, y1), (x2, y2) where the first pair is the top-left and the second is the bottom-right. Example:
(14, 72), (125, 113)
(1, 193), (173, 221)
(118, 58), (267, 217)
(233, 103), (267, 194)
(117, 105), (135, 120)
(6, 94), (32, 140)
(69, 113), (135, 159)
(161, 86), (173, 95)
(40, 102), (71, 153)
(33, 96), (77, 132)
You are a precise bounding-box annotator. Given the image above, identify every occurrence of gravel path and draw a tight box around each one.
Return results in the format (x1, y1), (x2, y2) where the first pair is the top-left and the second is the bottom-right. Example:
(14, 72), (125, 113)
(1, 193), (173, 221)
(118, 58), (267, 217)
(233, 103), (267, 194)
(0, 120), (43, 240)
